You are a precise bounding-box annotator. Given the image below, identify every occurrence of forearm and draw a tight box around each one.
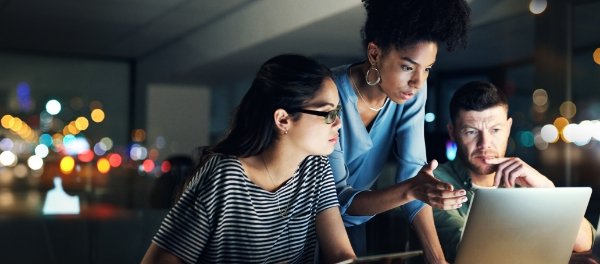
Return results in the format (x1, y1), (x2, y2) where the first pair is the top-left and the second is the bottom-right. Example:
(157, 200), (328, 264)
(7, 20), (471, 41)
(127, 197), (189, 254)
(412, 206), (447, 264)
(346, 181), (415, 216)
(316, 207), (357, 263)
(573, 219), (594, 252)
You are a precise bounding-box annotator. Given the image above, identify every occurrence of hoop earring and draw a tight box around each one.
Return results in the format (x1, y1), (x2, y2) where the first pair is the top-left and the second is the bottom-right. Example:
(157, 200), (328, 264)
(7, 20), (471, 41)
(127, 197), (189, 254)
(365, 64), (381, 86)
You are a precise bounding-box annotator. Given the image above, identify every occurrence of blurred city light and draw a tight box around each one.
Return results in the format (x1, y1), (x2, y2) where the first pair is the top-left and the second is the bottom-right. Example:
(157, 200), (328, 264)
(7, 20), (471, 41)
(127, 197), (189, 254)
(97, 158), (110, 174)
(594, 48), (600, 65)
(560, 101), (576, 119)
(142, 159), (155, 173)
(45, 99), (62, 115)
(532, 89), (548, 106)
(161, 160), (171, 173)
(0, 151), (17, 167)
(34, 144), (49, 158)
(425, 113), (436, 122)
(59, 156), (75, 174)
(529, 0), (547, 14)
(91, 109), (105, 123)
(540, 124), (559, 143)
(445, 140), (457, 161)
(108, 153), (122, 167)
(27, 155), (44, 170)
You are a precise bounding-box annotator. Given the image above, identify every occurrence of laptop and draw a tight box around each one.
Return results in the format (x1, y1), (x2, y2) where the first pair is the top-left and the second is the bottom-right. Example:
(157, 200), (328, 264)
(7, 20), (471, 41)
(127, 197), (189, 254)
(455, 187), (592, 264)
(336, 250), (422, 264)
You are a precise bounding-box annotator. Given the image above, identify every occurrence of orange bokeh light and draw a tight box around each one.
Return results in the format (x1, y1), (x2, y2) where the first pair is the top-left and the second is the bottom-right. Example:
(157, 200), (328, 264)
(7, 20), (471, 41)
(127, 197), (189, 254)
(97, 158), (110, 174)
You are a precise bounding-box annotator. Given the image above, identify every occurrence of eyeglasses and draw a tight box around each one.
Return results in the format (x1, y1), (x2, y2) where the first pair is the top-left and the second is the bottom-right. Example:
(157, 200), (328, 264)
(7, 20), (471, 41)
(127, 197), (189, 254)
(294, 104), (342, 124)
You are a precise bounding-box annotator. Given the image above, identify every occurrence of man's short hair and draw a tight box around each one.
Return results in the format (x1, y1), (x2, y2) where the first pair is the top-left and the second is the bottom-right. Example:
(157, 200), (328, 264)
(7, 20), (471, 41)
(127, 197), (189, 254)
(449, 81), (508, 124)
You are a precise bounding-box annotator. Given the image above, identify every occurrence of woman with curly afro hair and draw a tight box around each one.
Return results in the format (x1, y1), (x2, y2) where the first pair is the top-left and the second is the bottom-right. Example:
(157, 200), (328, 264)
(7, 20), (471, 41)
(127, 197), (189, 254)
(328, 0), (470, 262)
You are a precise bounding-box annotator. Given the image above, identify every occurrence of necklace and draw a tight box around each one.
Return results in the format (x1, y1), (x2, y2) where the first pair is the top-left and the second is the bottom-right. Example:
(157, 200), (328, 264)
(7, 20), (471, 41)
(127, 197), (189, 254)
(261, 156), (289, 218)
(349, 66), (389, 112)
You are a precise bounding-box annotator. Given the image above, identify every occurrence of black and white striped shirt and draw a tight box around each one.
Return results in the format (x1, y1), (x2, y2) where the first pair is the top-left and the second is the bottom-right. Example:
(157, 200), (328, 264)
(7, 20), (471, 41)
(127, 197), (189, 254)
(152, 154), (340, 263)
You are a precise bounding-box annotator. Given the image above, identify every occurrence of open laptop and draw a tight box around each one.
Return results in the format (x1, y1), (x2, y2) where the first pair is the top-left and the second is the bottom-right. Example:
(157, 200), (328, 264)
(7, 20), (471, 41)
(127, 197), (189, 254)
(336, 250), (422, 264)
(455, 187), (592, 264)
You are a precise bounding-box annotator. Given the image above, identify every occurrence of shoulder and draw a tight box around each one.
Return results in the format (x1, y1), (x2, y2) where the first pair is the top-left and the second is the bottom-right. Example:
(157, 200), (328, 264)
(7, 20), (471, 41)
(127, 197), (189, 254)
(300, 155), (330, 170)
(434, 161), (460, 183)
(434, 160), (473, 191)
(187, 154), (243, 190)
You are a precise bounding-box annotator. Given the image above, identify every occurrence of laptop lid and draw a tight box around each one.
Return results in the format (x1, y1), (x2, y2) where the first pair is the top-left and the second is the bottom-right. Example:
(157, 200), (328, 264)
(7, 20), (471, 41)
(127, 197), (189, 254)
(336, 250), (422, 264)
(455, 187), (591, 264)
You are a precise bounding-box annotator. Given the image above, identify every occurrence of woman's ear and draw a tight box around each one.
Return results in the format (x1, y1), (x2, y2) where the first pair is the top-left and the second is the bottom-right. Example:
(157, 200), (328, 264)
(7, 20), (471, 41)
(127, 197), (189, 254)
(367, 42), (381, 65)
(273, 108), (290, 134)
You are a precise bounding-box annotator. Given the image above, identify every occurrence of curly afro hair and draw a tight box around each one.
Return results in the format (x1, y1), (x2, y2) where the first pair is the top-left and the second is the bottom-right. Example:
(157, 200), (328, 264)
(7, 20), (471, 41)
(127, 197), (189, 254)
(361, 0), (470, 52)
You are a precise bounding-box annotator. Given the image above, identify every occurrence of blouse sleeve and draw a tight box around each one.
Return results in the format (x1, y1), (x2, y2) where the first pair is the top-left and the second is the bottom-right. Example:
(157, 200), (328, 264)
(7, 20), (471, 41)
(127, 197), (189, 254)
(393, 85), (428, 222)
(329, 144), (375, 226)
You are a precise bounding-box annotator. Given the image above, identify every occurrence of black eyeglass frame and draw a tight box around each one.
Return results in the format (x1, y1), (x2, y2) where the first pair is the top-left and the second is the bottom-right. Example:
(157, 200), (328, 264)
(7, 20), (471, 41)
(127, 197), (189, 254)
(292, 104), (341, 124)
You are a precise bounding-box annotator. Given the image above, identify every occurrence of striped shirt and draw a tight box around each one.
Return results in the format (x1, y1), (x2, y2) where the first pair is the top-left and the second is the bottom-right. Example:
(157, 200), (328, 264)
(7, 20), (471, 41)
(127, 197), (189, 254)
(152, 154), (340, 263)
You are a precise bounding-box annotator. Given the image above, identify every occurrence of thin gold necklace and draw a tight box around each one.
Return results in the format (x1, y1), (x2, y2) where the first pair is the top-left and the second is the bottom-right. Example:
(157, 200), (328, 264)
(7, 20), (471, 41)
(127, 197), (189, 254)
(349, 66), (389, 112)
(261, 156), (289, 218)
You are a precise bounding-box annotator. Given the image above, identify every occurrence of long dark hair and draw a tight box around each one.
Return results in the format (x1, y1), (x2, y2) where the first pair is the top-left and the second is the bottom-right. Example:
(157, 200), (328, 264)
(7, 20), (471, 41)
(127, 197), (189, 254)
(361, 0), (470, 52)
(181, 54), (331, 193)
(209, 54), (332, 158)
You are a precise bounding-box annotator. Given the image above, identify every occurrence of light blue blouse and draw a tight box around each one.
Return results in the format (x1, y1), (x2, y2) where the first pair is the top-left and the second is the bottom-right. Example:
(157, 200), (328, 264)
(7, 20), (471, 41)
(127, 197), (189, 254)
(329, 64), (428, 226)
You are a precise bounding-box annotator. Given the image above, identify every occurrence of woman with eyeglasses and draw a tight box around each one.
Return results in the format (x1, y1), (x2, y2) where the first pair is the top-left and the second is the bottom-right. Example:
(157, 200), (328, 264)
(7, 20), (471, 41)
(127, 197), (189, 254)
(329, 0), (471, 262)
(141, 54), (355, 264)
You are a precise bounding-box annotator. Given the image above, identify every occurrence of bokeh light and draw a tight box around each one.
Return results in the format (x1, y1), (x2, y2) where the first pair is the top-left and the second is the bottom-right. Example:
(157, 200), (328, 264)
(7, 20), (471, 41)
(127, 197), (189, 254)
(108, 153), (122, 167)
(155, 136), (166, 149)
(529, 0), (547, 14)
(39, 133), (53, 147)
(534, 133), (548, 150)
(553, 117), (569, 132)
(0, 138), (14, 151)
(540, 124), (559, 143)
(425, 113), (436, 122)
(142, 159), (155, 173)
(132, 129), (146, 142)
(60, 156), (75, 174)
(445, 140), (457, 161)
(130, 144), (148, 161)
(93, 143), (107, 156)
(78, 150), (95, 163)
(100, 137), (113, 150)
(27, 155), (44, 170)
(594, 48), (600, 65)
(0, 151), (17, 167)
(91, 109), (105, 123)
(34, 144), (49, 158)
(518, 131), (535, 148)
(75, 117), (89, 130)
(161, 160), (171, 173)
(97, 158), (110, 174)
(532, 89), (548, 106)
(559, 101), (576, 119)
(592, 120), (600, 141)
(45, 99), (62, 115)
(562, 124), (579, 143)
(1, 115), (14, 128)
(13, 164), (28, 178)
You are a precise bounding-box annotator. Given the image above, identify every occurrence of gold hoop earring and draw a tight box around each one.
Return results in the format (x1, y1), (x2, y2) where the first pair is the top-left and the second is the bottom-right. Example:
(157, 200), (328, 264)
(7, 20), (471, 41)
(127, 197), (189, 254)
(365, 64), (381, 86)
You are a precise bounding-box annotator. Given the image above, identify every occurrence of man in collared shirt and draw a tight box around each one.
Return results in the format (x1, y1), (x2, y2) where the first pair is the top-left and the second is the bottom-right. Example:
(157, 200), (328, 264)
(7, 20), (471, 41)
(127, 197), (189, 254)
(432, 80), (595, 263)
